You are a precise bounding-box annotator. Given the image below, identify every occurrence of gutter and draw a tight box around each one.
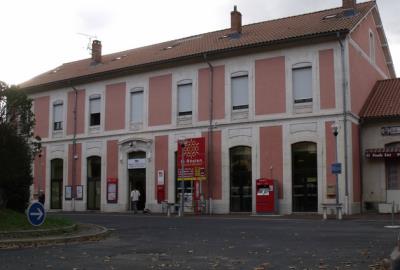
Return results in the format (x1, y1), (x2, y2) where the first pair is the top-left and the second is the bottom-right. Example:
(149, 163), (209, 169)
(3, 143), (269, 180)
(71, 86), (78, 211)
(338, 33), (350, 214)
(203, 53), (214, 215)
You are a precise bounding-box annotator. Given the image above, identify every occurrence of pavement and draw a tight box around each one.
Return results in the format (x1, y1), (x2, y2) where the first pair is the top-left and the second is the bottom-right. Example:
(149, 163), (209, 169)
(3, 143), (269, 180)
(0, 212), (399, 269)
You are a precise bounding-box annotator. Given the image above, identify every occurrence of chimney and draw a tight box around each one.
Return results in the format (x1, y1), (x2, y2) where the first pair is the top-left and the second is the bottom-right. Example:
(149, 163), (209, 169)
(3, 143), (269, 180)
(342, 0), (356, 10)
(231, 6), (242, 34)
(91, 40), (102, 63)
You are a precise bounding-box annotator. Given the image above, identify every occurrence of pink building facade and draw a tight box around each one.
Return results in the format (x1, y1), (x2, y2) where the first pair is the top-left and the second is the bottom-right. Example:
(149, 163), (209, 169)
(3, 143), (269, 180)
(25, 1), (395, 215)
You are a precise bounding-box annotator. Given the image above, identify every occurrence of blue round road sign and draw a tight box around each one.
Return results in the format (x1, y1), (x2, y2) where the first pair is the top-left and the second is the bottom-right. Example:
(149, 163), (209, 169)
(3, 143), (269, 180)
(27, 202), (46, 226)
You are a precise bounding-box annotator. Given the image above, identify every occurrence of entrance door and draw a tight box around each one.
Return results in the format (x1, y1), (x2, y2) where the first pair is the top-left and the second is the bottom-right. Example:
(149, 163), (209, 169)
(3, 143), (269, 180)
(87, 156), (101, 210)
(50, 159), (63, 209)
(230, 146), (252, 212)
(292, 142), (318, 212)
(128, 151), (146, 211)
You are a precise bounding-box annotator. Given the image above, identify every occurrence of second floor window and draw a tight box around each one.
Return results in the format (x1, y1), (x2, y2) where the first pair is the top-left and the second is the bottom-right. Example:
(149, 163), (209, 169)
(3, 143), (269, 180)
(231, 74), (249, 110)
(130, 90), (144, 123)
(89, 95), (101, 126)
(293, 66), (312, 103)
(53, 101), (63, 131)
(177, 83), (192, 116)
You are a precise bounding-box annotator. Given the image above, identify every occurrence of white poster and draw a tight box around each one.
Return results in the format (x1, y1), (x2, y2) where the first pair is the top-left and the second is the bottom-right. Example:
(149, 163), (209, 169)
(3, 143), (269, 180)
(128, 158), (146, 169)
(157, 170), (165, 185)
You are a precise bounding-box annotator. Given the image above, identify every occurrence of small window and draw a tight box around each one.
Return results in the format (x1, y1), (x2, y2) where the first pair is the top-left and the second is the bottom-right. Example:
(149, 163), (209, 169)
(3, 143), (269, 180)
(293, 66), (312, 103)
(130, 90), (144, 123)
(53, 101), (63, 131)
(369, 31), (376, 64)
(177, 83), (192, 116)
(89, 95), (101, 126)
(231, 74), (249, 110)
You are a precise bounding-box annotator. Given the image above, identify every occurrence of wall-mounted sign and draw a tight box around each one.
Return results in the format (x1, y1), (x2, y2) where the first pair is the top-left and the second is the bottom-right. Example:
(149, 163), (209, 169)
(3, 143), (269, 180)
(107, 178), (118, 203)
(381, 126), (400, 136)
(128, 158), (146, 169)
(65, 186), (72, 200)
(157, 170), (165, 185)
(76, 185), (83, 200)
(177, 137), (206, 181)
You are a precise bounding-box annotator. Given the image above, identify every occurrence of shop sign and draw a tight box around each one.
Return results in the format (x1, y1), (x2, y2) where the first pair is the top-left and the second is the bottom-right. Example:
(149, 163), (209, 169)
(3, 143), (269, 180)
(381, 126), (400, 136)
(365, 151), (400, 159)
(177, 137), (206, 181)
(128, 158), (146, 169)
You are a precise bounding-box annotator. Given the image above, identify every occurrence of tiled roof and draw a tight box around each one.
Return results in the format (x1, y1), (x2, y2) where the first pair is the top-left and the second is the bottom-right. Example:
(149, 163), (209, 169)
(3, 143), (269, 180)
(21, 1), (376, 91)
(360, 78), (400, 119)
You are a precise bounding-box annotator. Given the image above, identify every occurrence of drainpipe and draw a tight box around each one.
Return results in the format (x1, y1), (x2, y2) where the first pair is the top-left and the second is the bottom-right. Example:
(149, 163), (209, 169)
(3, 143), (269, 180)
(72, 86), (78, 211)
(203, 53), (214, 215)
(338, 33), (350, 214)
(358, 120), (364, 214)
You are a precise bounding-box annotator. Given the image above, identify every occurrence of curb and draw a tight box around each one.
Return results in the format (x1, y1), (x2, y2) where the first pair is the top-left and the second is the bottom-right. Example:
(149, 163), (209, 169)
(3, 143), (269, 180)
(0, 224), (109, 249)
(0, 224), (77, 239)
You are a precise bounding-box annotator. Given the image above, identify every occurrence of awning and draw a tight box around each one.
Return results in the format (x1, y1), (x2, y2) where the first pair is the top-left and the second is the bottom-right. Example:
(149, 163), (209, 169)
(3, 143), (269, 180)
(365, 148), (400, 159)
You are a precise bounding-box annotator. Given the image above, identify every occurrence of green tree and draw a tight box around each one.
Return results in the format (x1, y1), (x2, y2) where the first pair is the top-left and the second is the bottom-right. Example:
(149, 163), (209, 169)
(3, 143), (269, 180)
(0, 81), (37, 212)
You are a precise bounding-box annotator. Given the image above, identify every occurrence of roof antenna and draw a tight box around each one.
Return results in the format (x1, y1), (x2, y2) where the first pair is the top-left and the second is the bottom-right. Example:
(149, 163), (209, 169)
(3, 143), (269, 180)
(77, 33), (98, 54)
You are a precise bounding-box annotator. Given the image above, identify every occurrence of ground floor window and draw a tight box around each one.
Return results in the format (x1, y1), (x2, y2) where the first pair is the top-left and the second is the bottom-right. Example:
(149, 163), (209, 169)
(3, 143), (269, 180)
(87, 156), (101, 210)
(386, 142), (400, 190)
(50, 159), (63, 209)
(230, 146), (252, 212)
(292, 142), (318, 212)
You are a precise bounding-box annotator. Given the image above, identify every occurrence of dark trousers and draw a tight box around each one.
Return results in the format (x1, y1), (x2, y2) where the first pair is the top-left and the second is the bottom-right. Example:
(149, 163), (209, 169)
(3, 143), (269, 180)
(131, 200), (138, 213)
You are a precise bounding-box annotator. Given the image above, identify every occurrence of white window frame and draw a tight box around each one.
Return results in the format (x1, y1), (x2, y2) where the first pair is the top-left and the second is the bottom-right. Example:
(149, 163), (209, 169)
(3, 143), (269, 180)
(52, 100), (63, 131)
(231, 71), (249, 111)
(292, 63), (313, 104)
(130, 88), (144, 124)
(89, 94), (101, 127)
(177, 81), (193, 117)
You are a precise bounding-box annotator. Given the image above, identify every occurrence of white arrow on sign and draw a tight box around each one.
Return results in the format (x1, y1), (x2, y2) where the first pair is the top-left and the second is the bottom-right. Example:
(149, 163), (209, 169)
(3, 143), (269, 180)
(30, 208), (43, 220)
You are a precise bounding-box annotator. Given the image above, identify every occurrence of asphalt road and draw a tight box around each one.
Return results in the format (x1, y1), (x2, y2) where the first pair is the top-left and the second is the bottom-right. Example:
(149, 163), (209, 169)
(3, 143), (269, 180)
(0, 213), (399, 270)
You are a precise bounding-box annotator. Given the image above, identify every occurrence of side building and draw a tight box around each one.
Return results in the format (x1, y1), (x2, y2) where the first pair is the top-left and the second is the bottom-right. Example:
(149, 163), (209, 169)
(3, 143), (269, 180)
(22, 0), (395, 214)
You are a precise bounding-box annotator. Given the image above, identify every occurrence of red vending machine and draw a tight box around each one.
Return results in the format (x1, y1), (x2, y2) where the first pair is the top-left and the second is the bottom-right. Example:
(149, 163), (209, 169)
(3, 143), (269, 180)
(256, 178), (278, 214)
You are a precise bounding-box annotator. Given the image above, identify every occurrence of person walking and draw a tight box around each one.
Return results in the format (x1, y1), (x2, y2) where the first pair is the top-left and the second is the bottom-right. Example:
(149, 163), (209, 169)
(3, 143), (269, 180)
(130, 188), (140, 214)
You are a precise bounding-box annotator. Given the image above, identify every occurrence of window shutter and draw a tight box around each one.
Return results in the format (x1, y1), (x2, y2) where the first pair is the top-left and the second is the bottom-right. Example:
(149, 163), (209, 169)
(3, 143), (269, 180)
(232, 75), (248, 109)
(293, 67), (312, 102)
(178, 84), (192, 114)
(131, 91), (144, 122)
(90, 97), (101, 114)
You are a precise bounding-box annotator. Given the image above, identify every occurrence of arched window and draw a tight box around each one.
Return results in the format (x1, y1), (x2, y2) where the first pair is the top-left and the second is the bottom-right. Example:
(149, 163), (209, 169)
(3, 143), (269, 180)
(292, 142), (318, 212)
(229, 146), (252, 212)
(87, 156), (101, 210)
(50, 159), (63, 209)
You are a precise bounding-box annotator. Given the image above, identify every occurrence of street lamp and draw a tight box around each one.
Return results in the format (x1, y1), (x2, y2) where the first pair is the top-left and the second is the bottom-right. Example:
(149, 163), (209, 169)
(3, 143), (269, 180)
(34, 136), (43, 204)
(179, 140), (186, 217)
(331, 123), (340, 205)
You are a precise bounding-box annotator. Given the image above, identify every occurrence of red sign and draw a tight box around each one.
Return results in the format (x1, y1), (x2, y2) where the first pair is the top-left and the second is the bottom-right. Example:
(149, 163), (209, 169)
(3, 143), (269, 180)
(177, 137), (206, 181)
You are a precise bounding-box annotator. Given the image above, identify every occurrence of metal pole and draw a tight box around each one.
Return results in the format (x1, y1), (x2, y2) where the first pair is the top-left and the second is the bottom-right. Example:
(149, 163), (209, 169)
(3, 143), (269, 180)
(38, 151), (42, 201)
(334, 132), (339, 205)
(180, 142), (185, 217)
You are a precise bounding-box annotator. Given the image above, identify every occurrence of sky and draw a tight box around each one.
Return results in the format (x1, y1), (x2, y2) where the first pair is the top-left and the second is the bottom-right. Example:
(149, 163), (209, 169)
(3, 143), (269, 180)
(0, 0), (399, 86)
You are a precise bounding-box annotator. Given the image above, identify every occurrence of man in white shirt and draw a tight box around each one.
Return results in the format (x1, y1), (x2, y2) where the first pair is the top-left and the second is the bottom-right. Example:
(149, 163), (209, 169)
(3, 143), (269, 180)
(130, 188), (140, 214)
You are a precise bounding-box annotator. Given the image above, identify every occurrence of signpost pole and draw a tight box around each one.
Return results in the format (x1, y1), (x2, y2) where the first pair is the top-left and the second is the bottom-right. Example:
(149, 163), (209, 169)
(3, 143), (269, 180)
(179, 141), (185, 217)
(332, 124), (340, 205)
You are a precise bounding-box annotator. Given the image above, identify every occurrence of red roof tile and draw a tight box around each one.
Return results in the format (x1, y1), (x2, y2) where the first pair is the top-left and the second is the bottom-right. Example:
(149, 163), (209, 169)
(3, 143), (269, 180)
(360, 78), (400, 119)
(21, 1), (376, 91)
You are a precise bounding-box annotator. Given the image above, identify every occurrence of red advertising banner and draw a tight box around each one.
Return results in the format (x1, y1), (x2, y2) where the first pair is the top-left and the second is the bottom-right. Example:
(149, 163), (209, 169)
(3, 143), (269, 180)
(177, 137), (206, 181)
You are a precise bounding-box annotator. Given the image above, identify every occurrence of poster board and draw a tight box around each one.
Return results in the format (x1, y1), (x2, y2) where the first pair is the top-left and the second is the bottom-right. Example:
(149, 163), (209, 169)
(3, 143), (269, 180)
(107, 178), (118, 203)
(65, 185), (72, 200)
